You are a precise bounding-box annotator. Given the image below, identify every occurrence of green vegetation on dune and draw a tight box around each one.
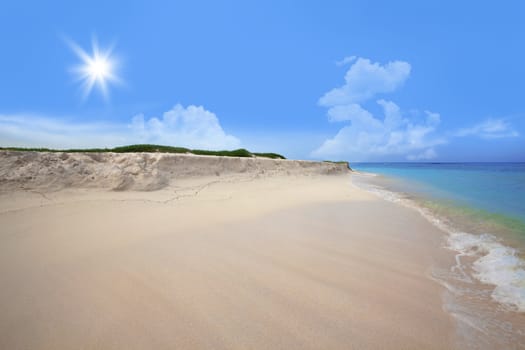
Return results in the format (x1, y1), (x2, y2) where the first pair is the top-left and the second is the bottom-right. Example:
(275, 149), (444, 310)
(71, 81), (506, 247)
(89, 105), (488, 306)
(251, 152), (286, 159)
(0, 144), (286, 159)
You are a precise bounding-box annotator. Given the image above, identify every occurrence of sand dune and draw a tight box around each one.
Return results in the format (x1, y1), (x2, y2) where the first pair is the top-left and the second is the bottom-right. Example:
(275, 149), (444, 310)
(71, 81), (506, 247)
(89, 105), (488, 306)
(0, 151), (348, 192)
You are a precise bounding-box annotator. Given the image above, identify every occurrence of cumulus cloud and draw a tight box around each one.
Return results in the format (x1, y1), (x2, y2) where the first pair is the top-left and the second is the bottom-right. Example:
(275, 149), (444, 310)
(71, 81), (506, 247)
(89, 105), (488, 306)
(0, 104), (241, 150)
(326, 103), (377, 124)
(319, 57), (411, 107)
(454, 119), (519, 139)
(129, 104), (240, 149)
(313, 57), (441, 161)
(312, 100), (444, 161)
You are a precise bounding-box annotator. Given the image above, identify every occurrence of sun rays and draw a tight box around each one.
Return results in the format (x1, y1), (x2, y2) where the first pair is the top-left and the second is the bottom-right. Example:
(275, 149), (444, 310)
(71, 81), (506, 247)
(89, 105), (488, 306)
(65, 36), (122, 101)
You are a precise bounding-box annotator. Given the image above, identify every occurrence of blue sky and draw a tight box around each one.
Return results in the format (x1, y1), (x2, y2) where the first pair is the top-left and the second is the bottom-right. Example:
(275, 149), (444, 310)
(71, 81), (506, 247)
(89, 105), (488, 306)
(1, 0), (524, 161)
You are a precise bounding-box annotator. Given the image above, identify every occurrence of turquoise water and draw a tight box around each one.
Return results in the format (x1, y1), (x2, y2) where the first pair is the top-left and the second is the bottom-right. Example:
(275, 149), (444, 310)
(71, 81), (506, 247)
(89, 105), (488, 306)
(352, 162), (525, 228)
(351, 162), (525, 346)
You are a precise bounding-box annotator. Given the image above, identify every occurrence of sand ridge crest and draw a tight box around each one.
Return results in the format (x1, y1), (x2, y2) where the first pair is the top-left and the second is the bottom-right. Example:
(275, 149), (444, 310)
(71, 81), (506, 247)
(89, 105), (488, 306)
(0, 151), (350, 192)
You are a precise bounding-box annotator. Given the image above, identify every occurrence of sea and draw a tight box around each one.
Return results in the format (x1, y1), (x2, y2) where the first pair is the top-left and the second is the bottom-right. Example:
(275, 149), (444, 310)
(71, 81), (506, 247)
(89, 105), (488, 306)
(351, 162), (525, 349)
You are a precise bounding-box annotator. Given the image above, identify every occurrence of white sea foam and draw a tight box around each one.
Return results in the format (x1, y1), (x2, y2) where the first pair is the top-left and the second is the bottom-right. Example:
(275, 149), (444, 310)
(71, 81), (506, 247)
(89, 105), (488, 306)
(351, 170), (378, 177)
(448, 232), (525, 311)
(353, 175), (525, 312)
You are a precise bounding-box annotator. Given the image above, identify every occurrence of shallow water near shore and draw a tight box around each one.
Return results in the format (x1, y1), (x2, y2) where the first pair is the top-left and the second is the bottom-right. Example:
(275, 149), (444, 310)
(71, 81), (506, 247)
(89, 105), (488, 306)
(351, 162), (525, 349)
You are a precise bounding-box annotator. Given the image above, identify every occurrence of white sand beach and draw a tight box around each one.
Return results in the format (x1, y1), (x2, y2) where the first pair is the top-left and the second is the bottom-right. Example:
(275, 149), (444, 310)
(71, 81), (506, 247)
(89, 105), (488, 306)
(0, 152), (457, 349)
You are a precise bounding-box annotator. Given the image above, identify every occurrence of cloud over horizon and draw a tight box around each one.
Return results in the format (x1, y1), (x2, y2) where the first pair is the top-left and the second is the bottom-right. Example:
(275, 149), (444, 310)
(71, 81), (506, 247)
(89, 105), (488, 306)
(0, 104), (240, 150)
(454, 118), (519, 139)
(312, 99), (445, 161)
(313, 57), (443, 161)
(130, 104), (240, 149)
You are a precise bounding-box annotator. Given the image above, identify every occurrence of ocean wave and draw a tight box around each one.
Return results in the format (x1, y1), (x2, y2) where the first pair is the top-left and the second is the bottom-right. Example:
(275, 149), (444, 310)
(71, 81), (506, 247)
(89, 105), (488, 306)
(448, 232), (525, 312)
(352, 175), (525, 312)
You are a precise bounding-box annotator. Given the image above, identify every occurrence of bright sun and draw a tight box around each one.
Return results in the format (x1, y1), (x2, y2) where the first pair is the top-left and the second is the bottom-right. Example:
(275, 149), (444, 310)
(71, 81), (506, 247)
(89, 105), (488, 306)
(66, 36), (121, 100)
(88, 57), (110, 79)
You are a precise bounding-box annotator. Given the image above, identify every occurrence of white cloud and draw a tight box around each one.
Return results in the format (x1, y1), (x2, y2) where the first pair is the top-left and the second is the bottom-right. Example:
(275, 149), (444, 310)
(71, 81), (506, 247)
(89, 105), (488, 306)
(377, 99), (404, 129)
(335, 55), (357, 66)
(326, 103), (377, 124)
(0, 104), (241, 150)
(454, 119), (519, 139)
(319, 57), (411, 107)
(314, 57), (442, 161)
(312, 100), (444, 161)
(317, 56), (520, 161)
(129, 104), (240, 149)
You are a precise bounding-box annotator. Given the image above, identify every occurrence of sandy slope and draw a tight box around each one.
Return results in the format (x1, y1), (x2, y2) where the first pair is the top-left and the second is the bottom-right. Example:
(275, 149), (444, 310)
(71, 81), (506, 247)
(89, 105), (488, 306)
(0, 151), (348, 192)
(0, 153), (456, 349)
